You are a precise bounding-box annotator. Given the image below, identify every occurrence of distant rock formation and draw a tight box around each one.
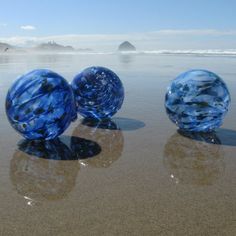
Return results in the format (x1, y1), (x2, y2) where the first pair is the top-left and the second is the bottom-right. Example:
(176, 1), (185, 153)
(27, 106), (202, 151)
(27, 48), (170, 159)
(35, 41), (74, 51)
(0, 42), (13, 52)
(118, 41), (136, 51)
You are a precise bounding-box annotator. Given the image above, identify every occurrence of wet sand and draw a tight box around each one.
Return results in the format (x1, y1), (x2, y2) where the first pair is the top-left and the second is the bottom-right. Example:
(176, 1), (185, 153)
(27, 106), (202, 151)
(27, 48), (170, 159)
(0, 53), (236, 235)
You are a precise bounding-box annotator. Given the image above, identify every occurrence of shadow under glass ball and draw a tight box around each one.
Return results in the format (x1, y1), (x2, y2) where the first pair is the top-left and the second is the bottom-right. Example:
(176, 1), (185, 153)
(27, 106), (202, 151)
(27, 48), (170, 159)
(10, 135), (102, 203)
(71, 66), (124, 120)
(72, 119), (124, 168)
(163, 133), (225, 185)
(165, 69), (230, 132)
(5, 69), (77, 140)
(81, 118), (120, 130)
(18, 136), (101, 161)
(81, 117), (145, 131)
(18, 138), (76, 160)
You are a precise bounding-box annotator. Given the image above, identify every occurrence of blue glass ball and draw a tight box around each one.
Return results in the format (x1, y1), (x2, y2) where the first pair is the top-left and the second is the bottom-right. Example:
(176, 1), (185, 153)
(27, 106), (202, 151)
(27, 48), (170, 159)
(6, 69), (77, 140)
(71, 66), (124, 120)
(165, 69), (230, 132)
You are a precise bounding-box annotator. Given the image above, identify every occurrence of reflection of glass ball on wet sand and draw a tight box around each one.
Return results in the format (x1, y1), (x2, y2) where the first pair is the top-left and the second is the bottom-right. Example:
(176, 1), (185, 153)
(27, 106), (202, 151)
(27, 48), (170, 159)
(72, 121), (124, 168)
(10, 151), (79, 202)
(163, 133), (225, 185)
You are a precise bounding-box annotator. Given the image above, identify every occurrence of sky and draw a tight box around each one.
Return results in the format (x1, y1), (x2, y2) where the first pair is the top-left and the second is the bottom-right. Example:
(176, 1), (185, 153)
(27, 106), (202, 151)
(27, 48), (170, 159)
(0, 0), (236, 50)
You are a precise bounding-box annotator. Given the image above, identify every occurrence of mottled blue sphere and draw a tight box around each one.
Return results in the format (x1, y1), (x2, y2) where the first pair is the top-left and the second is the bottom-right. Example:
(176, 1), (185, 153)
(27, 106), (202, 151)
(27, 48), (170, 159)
(71, 66), (124, 120)
(6, 69), (77, 140)
(165, 69), (230, 132)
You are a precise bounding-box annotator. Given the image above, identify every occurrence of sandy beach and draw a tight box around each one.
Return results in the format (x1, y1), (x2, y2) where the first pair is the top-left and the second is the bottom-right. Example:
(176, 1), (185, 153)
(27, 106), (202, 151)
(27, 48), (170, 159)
(0, 53), (236, 235)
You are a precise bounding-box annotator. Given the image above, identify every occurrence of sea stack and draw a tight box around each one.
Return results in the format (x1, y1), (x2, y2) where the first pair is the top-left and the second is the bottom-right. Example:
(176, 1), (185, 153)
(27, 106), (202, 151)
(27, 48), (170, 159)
(35, 41), (74, 51)
(118, 41), (136, 51)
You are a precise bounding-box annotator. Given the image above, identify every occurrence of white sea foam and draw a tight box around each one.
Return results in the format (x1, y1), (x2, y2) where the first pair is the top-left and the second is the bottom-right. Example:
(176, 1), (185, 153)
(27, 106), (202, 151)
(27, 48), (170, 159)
(58, 49), (236, 56)
(119, 49), (236, 56)
(2, 49), (236, 56)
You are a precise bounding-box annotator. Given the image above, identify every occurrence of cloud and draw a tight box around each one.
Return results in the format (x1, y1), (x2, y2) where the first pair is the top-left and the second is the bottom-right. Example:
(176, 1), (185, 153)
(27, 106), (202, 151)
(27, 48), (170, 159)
(20, 25), (36, 30)
(151, 29), (236, 36)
